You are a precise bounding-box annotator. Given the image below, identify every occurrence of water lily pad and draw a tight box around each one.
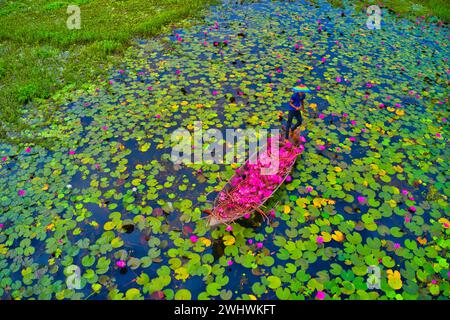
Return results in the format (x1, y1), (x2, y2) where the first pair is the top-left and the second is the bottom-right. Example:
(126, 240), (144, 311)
(175, 289), (192, 300)
(267, 276), (282, 289)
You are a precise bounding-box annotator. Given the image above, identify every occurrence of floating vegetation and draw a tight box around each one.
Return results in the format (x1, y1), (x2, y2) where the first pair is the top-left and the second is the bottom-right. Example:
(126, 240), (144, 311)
(0, 0), (448, 300)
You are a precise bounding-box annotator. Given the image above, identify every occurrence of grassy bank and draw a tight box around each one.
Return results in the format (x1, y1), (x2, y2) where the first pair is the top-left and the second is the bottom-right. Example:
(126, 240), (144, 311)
(323, 0), (450, 21)
(0, 0), (215, 142)
(356, 0), (450, 21)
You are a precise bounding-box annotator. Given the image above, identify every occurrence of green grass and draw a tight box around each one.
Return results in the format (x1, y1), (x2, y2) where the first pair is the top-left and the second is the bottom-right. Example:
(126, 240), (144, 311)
(0, 0), (216, 143)
(320, 0), (450, 21)
(353, 0), (450, 21)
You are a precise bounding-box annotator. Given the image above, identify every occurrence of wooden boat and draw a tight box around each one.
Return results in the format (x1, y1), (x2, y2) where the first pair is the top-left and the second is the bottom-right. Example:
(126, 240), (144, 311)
(208, 127), (304, 227)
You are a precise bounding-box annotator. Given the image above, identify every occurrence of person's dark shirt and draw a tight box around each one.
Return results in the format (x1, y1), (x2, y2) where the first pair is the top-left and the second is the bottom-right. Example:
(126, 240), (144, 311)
(287, 93), (305, 111)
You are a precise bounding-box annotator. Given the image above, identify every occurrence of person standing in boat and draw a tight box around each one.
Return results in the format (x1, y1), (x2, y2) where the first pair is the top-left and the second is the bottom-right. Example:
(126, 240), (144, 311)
(284, 85), (309, 140)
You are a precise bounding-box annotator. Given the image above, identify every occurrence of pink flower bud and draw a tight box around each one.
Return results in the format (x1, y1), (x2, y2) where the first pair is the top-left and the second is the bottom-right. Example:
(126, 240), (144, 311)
(316, 291), (325, 300)
(116, 260), (126, 268)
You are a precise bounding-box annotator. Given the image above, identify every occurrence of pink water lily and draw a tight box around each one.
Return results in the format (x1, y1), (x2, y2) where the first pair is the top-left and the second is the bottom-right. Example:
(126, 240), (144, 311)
(408, 206), (417, 213)
(189, 235), (198, 243)
(1, 157), (7, 162)
(227, 260), (233, 266)
(316, 236), (324, 244)
(69, 150), (76, 155)
(18, 189), (26, 197)
(357, 196), (366, 204)
(316, 291), (326, 300)
(225, 225), (233, 232)
(116, 260), (126, 268)
(256, 242), (263, 249)
(306, 186), (313, 193)
(212, 136), (303, 223)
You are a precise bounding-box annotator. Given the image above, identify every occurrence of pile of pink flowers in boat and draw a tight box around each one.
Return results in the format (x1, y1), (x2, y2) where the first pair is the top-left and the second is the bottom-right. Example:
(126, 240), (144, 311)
(212, 135), (305, 223)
